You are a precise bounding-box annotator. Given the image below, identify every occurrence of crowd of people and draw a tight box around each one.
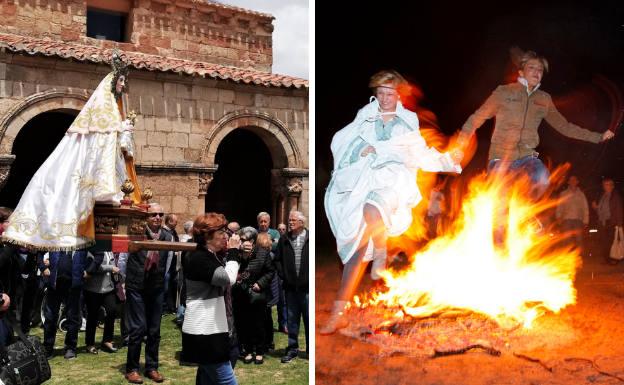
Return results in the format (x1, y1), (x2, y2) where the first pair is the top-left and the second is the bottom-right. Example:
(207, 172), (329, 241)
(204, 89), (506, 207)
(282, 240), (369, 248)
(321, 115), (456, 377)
(424, 174), (623, 261)
(0, 207), (309, 384)
(0, 53), (310, 385)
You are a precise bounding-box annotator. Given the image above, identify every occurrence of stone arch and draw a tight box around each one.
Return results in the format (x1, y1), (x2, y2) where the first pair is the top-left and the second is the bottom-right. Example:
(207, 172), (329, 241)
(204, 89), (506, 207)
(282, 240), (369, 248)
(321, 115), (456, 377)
(0, 90), (88, 154)
(201, 110), (302, 169)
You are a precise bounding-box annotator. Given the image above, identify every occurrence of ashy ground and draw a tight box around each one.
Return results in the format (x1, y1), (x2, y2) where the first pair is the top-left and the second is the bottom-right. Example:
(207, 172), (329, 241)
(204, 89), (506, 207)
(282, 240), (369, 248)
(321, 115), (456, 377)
(316, 247), (624, 385)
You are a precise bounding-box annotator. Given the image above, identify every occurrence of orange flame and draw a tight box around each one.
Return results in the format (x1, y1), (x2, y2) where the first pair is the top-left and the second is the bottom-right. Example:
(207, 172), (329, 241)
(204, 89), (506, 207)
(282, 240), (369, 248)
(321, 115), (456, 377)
(367, 167), (580, 329)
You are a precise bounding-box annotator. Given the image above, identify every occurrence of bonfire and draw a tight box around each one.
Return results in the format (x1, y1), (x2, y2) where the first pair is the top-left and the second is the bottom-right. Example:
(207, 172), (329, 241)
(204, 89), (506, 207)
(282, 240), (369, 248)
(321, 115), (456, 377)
(342, 167), (582, 358)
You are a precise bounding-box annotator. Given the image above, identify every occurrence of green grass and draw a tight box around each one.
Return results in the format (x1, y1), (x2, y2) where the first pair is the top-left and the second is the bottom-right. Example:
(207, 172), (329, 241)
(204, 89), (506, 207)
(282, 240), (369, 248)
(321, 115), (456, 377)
(30, 308), (308, 385)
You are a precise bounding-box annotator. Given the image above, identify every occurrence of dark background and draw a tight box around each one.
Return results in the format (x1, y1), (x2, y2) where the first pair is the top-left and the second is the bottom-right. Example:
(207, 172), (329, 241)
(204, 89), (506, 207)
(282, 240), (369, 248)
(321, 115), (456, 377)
(316, 1), (624, 256)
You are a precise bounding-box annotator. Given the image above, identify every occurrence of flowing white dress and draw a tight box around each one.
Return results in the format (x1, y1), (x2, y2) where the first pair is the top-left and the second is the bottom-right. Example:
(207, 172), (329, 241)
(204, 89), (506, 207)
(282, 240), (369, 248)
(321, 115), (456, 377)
(3, 72), (128, 251)
(325, 99), (461, 264)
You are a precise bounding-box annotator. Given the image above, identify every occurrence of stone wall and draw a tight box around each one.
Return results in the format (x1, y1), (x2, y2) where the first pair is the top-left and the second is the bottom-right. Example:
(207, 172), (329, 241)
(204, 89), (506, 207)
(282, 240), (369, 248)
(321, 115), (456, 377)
(0, 53), (308, 226)
(0, 0), (273, 71)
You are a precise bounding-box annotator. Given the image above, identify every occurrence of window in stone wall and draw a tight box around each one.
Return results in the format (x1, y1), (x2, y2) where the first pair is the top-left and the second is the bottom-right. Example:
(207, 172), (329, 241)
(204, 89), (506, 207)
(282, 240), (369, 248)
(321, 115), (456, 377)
(87, 7), (128, 42)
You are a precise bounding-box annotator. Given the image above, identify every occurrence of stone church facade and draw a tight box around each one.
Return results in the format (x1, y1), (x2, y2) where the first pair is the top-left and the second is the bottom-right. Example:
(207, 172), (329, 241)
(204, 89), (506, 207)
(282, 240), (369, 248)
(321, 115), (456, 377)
(0, 0), (308, 226)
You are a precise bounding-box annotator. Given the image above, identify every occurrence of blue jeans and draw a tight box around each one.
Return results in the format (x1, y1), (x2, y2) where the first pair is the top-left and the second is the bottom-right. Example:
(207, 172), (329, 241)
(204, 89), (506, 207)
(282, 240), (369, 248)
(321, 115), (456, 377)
(488, 155), (550, 199)
(43, 279), (82, 351)
(176, 304), (186, 322)
(285, 290), (308, 353)
(196, 362), (237, 385)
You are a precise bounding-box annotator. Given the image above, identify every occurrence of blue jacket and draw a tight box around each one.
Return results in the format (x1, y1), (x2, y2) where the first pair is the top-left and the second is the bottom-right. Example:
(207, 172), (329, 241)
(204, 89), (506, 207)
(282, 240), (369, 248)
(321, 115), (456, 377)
(38, 251), (88, 289)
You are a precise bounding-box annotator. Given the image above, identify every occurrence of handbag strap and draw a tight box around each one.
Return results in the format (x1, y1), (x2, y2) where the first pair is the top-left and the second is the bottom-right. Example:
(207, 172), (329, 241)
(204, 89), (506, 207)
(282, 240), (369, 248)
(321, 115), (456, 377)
(2, 312), (36, 353)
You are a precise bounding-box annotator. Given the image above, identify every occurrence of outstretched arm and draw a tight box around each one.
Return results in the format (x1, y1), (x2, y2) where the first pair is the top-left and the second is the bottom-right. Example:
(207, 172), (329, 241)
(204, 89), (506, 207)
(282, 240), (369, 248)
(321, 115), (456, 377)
(544, 96), (611, 143)
(457, 86), (503, 147)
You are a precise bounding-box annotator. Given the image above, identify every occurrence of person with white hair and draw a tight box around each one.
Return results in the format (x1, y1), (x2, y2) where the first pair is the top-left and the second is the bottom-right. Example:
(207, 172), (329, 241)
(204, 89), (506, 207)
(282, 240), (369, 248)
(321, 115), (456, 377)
(180, 221), (194, 242)
(274, 211), (309, 363)
(256, 212), (279, 251)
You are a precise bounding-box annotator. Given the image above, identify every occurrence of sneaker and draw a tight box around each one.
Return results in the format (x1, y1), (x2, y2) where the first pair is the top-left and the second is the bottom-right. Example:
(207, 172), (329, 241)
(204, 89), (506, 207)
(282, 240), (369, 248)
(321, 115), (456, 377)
(44, 346), (54, 359)
(281, 350), (298, 363)
(64, 349), (76, 360)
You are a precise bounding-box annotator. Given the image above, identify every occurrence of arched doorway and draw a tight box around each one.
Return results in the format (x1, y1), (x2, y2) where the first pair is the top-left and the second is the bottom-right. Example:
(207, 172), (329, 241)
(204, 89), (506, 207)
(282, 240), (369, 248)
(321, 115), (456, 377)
(205, 128), (273, 227)
(0, 110), (77, 207)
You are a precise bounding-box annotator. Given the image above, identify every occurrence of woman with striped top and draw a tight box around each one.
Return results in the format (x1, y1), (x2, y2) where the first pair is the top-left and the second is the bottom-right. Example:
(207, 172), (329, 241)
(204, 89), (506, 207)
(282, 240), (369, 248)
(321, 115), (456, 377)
(181, 213), (241, 385)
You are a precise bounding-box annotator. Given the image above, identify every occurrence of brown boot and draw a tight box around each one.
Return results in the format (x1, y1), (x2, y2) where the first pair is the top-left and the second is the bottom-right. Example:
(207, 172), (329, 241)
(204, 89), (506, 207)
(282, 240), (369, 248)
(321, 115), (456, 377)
(319, 301), (349, 335)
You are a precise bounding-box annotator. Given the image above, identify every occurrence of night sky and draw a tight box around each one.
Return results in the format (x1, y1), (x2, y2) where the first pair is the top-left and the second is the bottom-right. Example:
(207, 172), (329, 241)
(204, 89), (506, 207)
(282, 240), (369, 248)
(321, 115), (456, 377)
(316, 1), (624, 255)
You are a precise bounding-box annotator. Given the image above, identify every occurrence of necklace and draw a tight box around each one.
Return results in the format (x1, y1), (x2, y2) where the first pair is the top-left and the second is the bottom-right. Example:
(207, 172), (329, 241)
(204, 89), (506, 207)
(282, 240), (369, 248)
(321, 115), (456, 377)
(207, 249), (226, 267)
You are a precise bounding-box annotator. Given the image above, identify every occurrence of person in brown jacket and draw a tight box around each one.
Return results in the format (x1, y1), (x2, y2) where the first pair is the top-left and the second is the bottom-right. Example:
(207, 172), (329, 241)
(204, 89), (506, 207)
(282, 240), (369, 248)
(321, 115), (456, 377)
(457, 49), (614, 198)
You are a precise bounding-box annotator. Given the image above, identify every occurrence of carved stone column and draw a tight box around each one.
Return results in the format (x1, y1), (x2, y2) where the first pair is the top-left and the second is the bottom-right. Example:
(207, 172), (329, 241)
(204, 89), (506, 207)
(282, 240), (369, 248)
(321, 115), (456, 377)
(286, 176), (303, 214)
(195, 164), (219, 198)
(270, 169), (286, 225)
(0, 155), (16, 191)
(281, 168), (308, 219)
(198, 172), (214, 197)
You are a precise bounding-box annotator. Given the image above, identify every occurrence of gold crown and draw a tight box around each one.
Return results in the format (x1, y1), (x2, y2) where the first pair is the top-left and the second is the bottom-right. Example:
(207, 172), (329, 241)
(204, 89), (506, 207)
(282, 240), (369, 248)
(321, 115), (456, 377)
(110, 49), (129, 96)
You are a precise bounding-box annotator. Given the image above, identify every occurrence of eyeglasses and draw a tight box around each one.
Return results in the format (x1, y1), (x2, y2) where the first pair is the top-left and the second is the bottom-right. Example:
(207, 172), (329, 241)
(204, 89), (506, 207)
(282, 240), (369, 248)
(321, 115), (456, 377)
(149, 212), (164, 218)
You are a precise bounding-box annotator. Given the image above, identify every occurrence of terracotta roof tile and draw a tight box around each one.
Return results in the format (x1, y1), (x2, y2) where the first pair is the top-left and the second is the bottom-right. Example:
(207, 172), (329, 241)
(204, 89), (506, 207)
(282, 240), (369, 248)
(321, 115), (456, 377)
(0, 33), (308, 89)
(200, 1), (274, 19)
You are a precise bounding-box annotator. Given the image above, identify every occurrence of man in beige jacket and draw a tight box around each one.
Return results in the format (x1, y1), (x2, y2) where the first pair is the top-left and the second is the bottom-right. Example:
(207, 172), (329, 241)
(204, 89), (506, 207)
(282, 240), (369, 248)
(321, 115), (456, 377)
(457, 50), (614, 198)
(556, 175), (589, 252)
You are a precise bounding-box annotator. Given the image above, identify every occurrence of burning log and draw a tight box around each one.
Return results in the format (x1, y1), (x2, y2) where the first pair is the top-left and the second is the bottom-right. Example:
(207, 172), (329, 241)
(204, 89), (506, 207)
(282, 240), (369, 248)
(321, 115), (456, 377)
(513, 352), (553, 372)
(432, 344), (501, 358)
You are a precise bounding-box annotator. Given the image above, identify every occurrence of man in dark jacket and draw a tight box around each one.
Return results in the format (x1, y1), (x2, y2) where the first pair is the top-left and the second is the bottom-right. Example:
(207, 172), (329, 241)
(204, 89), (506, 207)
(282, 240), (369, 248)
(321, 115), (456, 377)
(0, 207), (18, 348)
(274, 211), (309, 363)
(40, 250), (88, 359)
(124, 203), (173, 384)
(592, 178), (624, 263)
(0, 286), (9, 348)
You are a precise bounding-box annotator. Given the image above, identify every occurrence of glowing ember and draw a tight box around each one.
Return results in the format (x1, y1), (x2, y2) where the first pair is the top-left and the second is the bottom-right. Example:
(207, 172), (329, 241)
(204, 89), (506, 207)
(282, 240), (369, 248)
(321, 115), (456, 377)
(365, 170), (580, 329)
